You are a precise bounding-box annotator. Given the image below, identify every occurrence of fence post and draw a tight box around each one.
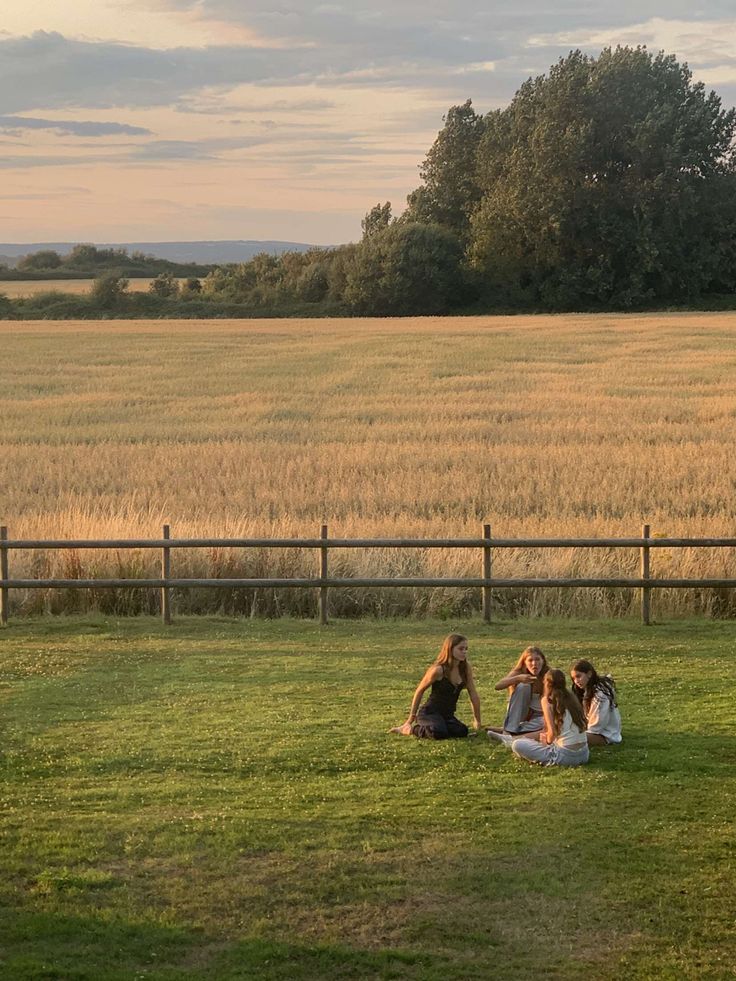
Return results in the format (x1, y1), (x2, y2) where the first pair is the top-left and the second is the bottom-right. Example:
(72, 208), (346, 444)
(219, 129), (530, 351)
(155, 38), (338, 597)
(0, 526), (8, 626)
(161, 524), (172, 625)
(482, 523), (492, 623)
(641, 523), (651, 626)
(319, 524), (329, 625)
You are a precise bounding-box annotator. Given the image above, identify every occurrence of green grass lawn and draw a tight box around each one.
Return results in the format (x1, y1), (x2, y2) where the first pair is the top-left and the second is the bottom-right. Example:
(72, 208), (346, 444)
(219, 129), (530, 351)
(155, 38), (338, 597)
(1, 616), (735, 980)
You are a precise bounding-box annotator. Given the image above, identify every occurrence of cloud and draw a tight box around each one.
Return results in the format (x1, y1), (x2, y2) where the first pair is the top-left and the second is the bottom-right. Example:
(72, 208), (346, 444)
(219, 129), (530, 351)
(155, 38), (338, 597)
(152, 0), (736, 46)
(0, 126), (383, 169)
(129, 136), (268, 160)
(1, 4), (735, 194)
(0, 31), (302, 113)
(0, 114), (152, 136)
(175, 97), (337, 114)
(0, 28), (506, 115)
(3, 5), (735, 121)
(528, 16), (736, 64)
(149, 1), (736, 107)
(155, 1), (508, 61)
(0, 154), (100, 169)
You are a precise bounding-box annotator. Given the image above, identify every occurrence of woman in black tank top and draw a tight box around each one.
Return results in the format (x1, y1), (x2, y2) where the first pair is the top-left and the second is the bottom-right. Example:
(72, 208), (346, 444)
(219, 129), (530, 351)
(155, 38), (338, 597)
(390, 634), (482, 739)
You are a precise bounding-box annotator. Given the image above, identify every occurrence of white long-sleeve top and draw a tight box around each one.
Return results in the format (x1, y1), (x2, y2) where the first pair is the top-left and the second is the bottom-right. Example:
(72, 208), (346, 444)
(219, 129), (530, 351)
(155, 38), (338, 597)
(586, 692), (622, 744)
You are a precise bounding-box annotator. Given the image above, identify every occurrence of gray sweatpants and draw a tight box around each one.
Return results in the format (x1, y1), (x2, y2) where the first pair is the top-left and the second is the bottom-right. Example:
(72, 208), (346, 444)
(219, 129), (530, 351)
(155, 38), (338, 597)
(503, 684), (544, 734)
(512, 737), (589, 768)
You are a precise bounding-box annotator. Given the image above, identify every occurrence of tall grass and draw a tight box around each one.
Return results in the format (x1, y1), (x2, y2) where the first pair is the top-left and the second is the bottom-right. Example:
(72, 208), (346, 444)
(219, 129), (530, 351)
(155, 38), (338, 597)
(3, 313), (736, 617)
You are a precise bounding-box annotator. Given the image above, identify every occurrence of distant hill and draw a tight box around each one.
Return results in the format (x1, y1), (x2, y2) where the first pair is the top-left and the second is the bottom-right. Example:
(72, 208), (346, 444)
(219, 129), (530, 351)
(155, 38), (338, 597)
(0, 240), (319, 267)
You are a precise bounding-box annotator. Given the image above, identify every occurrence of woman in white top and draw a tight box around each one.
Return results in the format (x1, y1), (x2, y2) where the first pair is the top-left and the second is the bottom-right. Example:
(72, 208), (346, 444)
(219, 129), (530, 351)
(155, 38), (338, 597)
(570, 659), (622, 746)
(510, 669), (590, 767)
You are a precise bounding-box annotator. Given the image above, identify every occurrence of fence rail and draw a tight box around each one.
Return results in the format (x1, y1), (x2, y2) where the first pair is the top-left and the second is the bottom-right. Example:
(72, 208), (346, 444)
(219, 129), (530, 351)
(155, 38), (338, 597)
(1, 523), (735, 626)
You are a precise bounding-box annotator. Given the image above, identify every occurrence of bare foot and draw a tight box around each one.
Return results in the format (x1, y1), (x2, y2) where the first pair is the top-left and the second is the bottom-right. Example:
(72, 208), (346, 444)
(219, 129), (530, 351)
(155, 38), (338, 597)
(487, 730), (513, 746)
(389, 722), (415, 736)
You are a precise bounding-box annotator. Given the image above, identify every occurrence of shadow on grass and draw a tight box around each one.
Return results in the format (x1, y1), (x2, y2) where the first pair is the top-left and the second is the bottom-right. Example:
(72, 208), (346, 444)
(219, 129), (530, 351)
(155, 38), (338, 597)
(607, 730), (736, 776)
(0, 907), (437, 981)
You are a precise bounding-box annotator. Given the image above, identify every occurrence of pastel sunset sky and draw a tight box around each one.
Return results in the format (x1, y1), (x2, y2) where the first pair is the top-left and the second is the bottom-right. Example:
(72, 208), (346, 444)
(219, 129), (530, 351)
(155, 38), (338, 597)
(2, 1), (736, 245)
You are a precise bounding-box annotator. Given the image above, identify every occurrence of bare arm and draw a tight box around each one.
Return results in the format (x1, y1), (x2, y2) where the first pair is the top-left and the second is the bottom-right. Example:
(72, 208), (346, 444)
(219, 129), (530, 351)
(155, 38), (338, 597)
(465, 662), (482, 729)
(403, 664), (443, 726)
(539, 696), (557, 745)
(494, 671), (536, 691)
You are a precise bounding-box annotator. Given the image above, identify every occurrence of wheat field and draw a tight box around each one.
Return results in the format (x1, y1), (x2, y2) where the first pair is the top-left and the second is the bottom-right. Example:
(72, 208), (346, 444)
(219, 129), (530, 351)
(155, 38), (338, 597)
(0, 279), (183, 297)
(2, 312), (736, 617)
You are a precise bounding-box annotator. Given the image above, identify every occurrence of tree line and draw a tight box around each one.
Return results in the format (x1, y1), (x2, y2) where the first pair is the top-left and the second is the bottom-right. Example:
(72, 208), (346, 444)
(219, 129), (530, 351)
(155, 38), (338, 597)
(0, 244), (214, 281)
(3, 46), (736, 319)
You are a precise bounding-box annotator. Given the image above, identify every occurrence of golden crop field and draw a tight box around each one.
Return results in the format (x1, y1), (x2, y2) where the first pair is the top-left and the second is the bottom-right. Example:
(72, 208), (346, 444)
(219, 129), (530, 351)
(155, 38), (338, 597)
(2, 312), (736, 618)
(0, 278), (183, 297)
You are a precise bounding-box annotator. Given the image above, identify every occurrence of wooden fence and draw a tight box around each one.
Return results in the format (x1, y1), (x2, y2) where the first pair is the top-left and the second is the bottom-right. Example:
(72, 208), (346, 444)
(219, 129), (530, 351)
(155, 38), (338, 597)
(1, 523), (736, 626)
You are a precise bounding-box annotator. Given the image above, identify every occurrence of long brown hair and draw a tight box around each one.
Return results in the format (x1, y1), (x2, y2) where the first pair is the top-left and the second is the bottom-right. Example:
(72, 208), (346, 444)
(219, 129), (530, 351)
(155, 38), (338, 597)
(437, 633), (468, 682)
(544, 669), (586, 734)
(571, 659), (617, 713)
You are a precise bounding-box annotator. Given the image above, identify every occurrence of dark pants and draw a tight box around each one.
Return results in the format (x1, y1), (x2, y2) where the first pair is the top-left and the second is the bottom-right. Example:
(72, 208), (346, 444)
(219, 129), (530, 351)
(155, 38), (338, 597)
(414, 709), (469, 740)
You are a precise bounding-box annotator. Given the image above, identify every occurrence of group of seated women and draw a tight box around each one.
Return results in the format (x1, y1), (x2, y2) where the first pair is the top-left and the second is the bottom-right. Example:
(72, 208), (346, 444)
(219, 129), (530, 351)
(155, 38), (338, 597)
(390, 634), (622, 768)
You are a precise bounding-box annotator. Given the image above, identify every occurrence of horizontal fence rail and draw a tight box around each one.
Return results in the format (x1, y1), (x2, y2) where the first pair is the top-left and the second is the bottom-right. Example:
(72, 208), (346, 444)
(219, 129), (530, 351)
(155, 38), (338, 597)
(3, 537), (736, 549)
(1, 523), (735, 626)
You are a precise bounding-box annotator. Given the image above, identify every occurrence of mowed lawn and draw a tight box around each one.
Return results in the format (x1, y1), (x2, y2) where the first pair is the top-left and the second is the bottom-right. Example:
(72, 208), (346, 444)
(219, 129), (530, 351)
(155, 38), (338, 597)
(1, 616), (735, 980)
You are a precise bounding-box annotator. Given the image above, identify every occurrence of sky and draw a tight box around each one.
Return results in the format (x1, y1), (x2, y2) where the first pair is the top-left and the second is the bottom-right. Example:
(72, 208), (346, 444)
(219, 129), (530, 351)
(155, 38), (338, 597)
(2, 1), (736, 246)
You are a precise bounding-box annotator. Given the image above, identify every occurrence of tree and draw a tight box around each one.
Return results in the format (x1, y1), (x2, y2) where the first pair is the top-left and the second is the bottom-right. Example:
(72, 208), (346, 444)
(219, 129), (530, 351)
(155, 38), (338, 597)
(361, 202), (392, 239)
(343, 222), (464, 315)
(294, 263), (329, 302)
(66, 244), (102, 267)
(66, 244), (129, 269)
(17, 249), (62, 271)
(149, 272), (179, 299)
(466, 47), (736, 306)
(405, 100), (485, 241)
(89, 272), (129, 309)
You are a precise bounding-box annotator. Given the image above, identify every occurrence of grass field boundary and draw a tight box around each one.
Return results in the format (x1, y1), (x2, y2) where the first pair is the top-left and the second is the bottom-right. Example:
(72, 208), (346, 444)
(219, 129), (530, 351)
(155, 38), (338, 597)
(3, 522), (736, 626)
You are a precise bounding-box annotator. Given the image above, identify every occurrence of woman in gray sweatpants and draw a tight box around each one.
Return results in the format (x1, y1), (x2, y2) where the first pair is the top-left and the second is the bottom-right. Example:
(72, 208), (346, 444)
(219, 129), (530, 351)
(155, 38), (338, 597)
(511, 669), (589, 768)
(486, 646), (549, 737)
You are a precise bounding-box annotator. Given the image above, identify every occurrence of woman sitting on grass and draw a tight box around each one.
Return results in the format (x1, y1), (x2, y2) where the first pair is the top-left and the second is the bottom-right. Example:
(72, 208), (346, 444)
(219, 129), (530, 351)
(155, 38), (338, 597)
(487, 645), (549, 737)
(508, 669), (589, 767)
(390, 633), (481, 739)
(570, 659), (622, 746)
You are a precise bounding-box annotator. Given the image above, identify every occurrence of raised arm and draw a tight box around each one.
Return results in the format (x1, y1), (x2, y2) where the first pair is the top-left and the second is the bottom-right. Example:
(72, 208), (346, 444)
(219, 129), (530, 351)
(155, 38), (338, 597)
(495, 670), (536, 691)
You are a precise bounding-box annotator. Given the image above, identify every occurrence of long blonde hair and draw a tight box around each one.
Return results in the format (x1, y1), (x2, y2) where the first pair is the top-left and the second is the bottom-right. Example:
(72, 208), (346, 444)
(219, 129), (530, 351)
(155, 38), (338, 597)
(510, 645), (548, 693)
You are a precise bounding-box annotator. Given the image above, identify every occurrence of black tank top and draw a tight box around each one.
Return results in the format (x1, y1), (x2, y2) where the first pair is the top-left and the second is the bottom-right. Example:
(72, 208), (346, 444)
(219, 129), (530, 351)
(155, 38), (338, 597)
(424, 675), (465, 718)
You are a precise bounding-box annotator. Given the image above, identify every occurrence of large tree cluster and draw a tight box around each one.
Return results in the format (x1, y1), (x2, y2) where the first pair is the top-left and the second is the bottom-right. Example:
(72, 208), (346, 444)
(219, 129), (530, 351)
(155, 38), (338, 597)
(406, 46), (736, 308)
(6, 47), (736, 320)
